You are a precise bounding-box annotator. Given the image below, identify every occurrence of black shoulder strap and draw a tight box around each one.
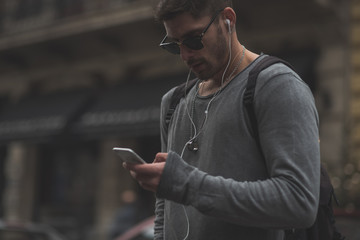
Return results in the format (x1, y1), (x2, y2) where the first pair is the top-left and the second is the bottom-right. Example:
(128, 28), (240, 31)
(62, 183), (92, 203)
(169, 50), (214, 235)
(165, 56), (294, 132)
(165, 78), (198, 127)
(244, 56), (294, 144)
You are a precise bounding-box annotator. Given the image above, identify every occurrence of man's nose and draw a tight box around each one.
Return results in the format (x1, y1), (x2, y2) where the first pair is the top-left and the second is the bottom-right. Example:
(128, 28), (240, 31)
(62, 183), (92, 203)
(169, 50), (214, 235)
(179, 45), (195, 62)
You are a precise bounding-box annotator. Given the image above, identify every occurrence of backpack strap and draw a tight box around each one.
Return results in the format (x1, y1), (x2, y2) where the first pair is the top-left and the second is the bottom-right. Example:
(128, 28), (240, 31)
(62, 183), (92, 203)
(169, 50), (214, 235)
(165, 78), (198, 127)
(244, 56), (294, 145)
(166, 56), (295, 134)
(244, 56), (297, 238)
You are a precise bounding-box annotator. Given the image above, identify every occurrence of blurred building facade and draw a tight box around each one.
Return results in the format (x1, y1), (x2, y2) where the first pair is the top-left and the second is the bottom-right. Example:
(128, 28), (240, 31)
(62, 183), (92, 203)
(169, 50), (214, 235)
(0, 0), (357, 239)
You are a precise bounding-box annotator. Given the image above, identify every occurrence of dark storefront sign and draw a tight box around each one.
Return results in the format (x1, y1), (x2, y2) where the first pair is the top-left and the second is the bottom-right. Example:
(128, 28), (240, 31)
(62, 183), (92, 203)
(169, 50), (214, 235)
(0, 90), (92, 142)
(75, 106), (160, 136)
(0, 77), (183, 142)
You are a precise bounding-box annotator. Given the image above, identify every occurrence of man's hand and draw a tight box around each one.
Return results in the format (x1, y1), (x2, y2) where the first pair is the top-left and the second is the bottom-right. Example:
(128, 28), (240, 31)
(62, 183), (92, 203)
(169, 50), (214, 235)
(123, 153), (168, 192)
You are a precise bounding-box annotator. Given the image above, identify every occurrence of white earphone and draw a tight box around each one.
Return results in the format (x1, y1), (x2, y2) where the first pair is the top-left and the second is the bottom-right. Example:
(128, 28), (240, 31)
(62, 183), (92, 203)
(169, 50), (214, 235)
(225, 19), (231, 33)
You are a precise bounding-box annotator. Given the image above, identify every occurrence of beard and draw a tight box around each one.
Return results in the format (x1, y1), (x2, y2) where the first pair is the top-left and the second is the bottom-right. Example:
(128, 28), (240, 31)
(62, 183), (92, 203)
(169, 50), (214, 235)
(189, 26), (228, 80)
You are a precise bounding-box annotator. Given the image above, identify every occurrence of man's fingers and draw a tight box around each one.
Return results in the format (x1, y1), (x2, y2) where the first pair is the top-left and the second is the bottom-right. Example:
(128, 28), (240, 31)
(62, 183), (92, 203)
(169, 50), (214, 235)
(123, 161), (165, 192)
(154, 152), (168, 163)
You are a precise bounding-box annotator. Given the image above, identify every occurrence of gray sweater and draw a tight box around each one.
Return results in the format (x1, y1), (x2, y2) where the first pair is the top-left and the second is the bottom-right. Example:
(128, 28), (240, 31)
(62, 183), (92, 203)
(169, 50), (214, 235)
(155, 56), (320, 240)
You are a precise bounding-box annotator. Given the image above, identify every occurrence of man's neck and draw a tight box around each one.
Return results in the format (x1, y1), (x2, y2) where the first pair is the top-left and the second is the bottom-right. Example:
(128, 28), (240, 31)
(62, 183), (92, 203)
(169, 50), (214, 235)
(198, 42), (256, 96)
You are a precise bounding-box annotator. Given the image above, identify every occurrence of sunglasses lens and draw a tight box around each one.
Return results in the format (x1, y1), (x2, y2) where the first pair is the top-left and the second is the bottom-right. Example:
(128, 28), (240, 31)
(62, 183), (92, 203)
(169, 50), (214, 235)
(161, 43), (180, 54)
(159, 36), (204, 54)
(183, 37), (203, 50)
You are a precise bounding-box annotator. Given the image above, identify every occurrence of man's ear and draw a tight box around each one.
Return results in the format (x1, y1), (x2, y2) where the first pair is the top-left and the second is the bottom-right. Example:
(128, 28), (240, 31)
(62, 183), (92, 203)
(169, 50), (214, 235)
(222, 7), (236, 33)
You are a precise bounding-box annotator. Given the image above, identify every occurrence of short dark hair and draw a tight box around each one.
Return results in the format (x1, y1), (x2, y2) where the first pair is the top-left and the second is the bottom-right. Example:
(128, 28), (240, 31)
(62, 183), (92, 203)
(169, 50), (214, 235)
(154, 0), (233, 22)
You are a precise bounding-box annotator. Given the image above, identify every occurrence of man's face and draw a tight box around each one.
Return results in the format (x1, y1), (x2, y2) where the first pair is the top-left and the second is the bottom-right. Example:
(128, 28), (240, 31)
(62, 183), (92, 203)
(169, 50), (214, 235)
(163, 12), (228, 80)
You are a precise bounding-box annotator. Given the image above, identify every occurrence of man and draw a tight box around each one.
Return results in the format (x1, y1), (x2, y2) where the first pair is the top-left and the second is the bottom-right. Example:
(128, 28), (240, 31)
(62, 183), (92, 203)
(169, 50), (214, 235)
(124, 0), (320, 239)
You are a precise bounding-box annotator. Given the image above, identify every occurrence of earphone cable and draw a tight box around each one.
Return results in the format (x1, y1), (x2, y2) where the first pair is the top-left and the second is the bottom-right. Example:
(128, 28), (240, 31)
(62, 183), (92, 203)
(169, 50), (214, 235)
(186, 29), (233, 143)
(178, 27), (234, 240)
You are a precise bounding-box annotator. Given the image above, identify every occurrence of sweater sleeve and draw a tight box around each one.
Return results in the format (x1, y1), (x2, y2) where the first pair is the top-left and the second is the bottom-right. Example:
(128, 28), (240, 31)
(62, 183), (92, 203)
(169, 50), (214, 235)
(156, 71), (320, 229)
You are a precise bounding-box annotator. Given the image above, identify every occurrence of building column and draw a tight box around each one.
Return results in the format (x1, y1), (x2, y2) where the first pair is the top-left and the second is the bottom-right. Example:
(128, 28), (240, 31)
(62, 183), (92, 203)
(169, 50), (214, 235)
(350, 1), (360, 158)
(2, 142), (38, 223)
(317, 45), (348, 170)
(347, 0), (360, 212)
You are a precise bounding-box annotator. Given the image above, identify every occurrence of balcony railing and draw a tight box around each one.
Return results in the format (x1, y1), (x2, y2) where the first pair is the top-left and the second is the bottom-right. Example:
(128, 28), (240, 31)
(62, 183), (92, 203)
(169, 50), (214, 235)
(0, 0), (150, 35)
(0, 0), (153, 50)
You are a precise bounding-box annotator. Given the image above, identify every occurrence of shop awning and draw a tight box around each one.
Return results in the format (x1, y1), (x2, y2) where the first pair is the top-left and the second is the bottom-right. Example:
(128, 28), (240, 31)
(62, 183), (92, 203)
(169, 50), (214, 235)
(0, 77), (185, 142)
(71, 79), (181, 138)
(0, 90), (92, 142)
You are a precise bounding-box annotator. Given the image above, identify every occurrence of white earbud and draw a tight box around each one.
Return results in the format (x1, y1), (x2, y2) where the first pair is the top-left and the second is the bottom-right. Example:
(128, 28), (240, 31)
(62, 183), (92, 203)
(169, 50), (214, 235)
(225, 19), (231, 33)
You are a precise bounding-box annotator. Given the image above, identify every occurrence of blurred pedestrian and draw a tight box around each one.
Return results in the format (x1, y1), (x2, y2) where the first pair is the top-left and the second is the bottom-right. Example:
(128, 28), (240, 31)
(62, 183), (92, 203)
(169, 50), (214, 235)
(108, 187), (154, 239)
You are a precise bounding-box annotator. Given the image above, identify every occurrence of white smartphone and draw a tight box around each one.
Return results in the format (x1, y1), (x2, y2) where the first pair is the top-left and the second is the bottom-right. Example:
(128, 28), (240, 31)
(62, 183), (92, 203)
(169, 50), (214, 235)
(112, 147), (146, 164)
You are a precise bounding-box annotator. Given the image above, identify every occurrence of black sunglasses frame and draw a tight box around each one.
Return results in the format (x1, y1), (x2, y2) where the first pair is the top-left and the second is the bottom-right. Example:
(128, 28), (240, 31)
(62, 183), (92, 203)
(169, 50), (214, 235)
(159, 8), (225, 55)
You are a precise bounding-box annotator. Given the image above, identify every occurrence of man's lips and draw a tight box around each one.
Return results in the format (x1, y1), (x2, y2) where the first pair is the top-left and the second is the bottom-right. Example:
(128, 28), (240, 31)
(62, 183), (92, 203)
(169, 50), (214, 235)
(189, 61), (204, 71)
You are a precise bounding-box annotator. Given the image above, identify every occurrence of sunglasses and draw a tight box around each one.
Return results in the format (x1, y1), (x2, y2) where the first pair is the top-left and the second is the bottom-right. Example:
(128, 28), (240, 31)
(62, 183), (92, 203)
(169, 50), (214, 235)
(159, 9), (224, 55)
